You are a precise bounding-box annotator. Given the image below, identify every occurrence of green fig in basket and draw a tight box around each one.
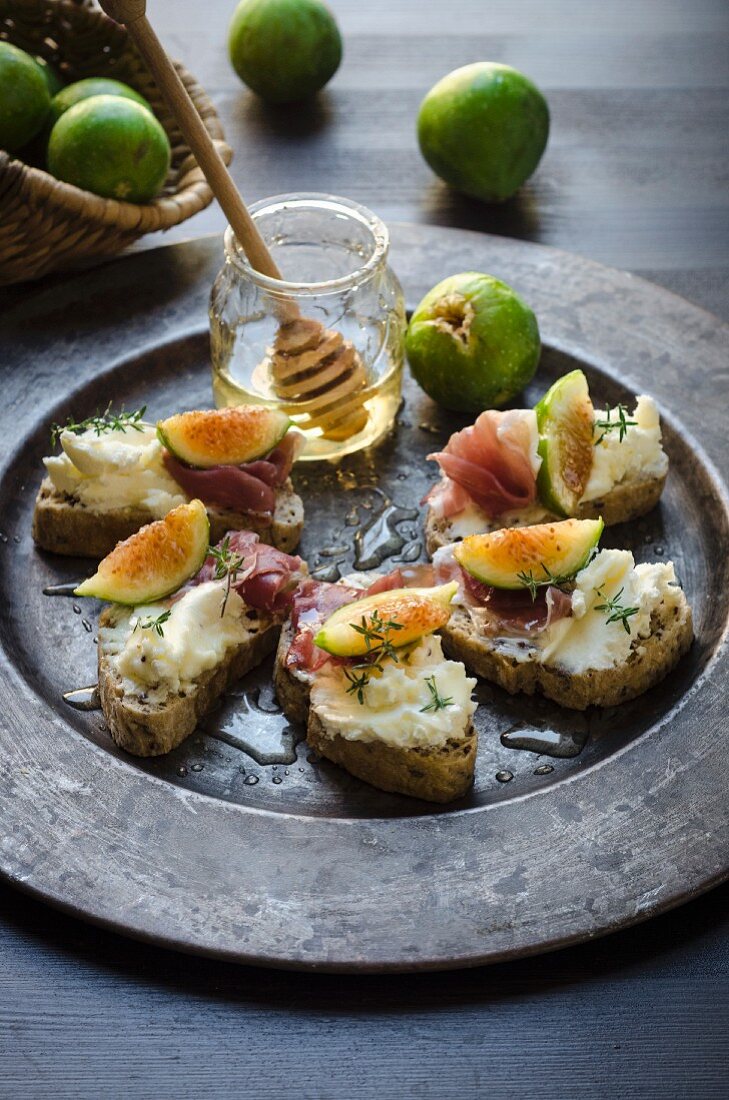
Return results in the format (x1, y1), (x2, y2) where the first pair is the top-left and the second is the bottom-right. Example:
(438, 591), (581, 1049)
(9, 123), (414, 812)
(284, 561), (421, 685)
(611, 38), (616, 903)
(0, 42), (52, 152)
(33, 56), (65, 98)
(49, 78), (151, 126)
(47, 94), (171, 202)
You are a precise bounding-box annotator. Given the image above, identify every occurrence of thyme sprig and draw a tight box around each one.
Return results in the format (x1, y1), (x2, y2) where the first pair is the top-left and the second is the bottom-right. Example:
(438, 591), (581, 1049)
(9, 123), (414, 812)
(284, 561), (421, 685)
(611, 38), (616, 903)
(134, 609), (172, 637)
(343, 667), (371, 706)
(343, 610), (405, 704)
(594, 403), (637, 445)
(51, 404), (147, 447)
(595, 586), (640, 634)
(209, 535), (245, 617)
(420, 675), (453, 713)
(516, 563), (577, 603)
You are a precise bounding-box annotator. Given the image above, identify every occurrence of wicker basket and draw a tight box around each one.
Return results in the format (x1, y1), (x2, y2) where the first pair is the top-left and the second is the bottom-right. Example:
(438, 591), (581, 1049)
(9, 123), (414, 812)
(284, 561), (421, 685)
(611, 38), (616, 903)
(0, 0), (231, 285)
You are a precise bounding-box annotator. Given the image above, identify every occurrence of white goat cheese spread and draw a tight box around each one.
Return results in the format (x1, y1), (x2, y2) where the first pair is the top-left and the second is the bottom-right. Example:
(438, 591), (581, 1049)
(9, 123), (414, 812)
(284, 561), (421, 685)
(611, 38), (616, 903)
(44, 425), (185, 517)
(580, 395), (668, 503)
(105, 581), (248, 698)
(310, 634), (477, 749)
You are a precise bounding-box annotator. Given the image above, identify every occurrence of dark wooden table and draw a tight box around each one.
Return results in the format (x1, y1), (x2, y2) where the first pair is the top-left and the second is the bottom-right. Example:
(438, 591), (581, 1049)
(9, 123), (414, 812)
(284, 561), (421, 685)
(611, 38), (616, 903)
(2, 2), (728, 1095)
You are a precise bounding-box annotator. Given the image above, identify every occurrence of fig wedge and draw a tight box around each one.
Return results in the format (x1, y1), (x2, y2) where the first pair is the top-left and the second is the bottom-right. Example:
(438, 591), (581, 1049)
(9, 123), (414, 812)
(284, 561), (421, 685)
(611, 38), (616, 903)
(157, 406), (291, 469)
(315, 582), (458, 657)
(535, 369), (595, 516)
(75, 500), (210, 604)
(454, 518), (603, 590)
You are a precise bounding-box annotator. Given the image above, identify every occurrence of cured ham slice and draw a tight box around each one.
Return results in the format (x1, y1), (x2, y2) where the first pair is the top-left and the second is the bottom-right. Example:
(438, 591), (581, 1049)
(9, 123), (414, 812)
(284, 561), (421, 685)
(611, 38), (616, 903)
(290, 578), (361, 631)
(191, 531), (304, 614)
(473, 582), (572, 634)
(366, 569), (406, 595)
(163, 431), (304, 516)
(432, 544), (572, 635)
(287, 579), (362, 672)
(263, 430), (305, 481)
(428, 409), (541, 519)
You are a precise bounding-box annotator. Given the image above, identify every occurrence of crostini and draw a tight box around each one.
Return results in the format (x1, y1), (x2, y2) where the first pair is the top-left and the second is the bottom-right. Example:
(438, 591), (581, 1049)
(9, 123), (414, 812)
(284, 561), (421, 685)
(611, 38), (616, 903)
(74, 500), (306, 756)
(274, 574), (478, 802)
(33, 404), (305, 558)
(424, 370), (669, 555)
(434, 518), (692, 709)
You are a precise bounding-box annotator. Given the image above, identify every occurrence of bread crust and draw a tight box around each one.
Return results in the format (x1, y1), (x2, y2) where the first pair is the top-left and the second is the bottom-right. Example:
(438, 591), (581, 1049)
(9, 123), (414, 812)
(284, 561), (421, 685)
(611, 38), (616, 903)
(273, 620), (477, 801)
(424, 472), (667, 557)
(440, 595), (692, 710)
(273, 620), (310, 726)
(32, 477), (304, 558)
(98, 606), (281, 756)
(307, 712), (477, 803)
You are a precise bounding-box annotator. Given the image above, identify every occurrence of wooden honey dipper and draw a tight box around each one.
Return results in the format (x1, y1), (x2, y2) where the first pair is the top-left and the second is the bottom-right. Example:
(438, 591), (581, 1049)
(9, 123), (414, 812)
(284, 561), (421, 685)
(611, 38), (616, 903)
(98, 0), (368, 443)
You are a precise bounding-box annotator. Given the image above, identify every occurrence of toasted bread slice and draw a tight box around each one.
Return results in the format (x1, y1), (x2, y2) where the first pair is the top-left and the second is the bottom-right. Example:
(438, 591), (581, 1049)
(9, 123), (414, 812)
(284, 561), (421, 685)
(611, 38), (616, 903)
(98, 604), (281, 757)
(32, 476), (304, 558)
(274, 619), (477, 802)
(307, 711), (477, 803)
(424, 471), (667, 556)
(440, 595), (692, 711)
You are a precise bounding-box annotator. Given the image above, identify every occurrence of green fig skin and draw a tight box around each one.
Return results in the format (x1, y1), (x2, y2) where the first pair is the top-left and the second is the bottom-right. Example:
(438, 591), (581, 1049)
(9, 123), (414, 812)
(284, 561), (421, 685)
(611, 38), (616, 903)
(417, 62), (549, 203)
(406, 271), (541, 414)
(228, 0), (342, 104)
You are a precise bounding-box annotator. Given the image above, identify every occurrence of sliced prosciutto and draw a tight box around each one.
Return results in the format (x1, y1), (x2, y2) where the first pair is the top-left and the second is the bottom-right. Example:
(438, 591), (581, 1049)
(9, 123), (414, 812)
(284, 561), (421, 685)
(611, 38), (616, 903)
(470, 580), (573, 634)
(290, 578), (362, 632)
(427, 409), (541, 519)
(163, 430), (304, 516)
(365, 569), (406, 595)
(190, 530), (304, 614)
(432, 544), (572, 636)
(286, 579), (361, 672)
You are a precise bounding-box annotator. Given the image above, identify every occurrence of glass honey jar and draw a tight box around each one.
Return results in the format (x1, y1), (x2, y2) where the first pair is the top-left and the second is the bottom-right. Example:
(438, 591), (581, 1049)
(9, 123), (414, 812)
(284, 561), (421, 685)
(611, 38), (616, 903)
(210, 193), (406, 461)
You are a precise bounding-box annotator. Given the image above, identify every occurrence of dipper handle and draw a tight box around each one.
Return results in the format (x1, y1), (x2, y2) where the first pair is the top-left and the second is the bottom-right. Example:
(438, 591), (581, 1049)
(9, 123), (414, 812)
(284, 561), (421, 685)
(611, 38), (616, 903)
(96, 0), (283, 284)
(97, 0), (368, 443)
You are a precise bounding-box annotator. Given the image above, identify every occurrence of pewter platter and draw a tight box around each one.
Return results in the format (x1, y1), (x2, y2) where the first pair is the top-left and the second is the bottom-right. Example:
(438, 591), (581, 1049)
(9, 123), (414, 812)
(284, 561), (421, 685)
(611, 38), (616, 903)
(0, 226), (727, 971)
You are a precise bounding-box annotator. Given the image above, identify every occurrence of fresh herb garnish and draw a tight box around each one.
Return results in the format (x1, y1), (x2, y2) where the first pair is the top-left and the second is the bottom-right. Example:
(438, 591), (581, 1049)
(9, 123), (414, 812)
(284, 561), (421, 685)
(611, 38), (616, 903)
(516, 569), (541, 602)
(595, 586), (640, 633)
(343, 610), (405, 704)
(350, 609), (404, 659)
(420, 675), (453, 713)
(594, 404), (637, 445)
(51, 404), (147, 447)
(343, 667), (371, 706)
(209, 535), (245, 617)
(134, 609), (172, 637)
(516, 563), (576, 603)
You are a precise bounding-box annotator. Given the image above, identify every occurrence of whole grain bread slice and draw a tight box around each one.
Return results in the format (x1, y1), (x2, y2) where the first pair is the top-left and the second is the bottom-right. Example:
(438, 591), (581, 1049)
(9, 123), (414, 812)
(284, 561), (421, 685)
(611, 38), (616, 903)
(32, 476), (304, 558)
(440, 594), (692, 710)
(273, 620), (477, 802)
(98, 604), (281, 756)
(424, 471), (667, 556)
(307, 712), (478, 803)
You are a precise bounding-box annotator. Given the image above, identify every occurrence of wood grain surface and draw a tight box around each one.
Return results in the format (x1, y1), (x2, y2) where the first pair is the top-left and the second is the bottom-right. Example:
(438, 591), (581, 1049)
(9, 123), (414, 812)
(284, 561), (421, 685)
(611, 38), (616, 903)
(1, 0), (728, 1095)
